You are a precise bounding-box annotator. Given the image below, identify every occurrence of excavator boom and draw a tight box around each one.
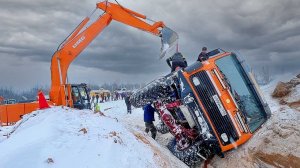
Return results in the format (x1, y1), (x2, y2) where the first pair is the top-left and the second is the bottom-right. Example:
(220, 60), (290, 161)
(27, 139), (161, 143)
(50, 1), (177, 106)
(0, 1), (177, 125)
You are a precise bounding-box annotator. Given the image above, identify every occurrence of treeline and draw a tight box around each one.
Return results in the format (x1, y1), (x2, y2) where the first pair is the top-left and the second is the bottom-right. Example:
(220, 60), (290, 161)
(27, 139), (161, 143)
(0, 83), (145, 101)
(0, 87), (22, 101)
(252, 66), (272, 85)
(0, 86), (49, 102)
(88, 83), (145, 91)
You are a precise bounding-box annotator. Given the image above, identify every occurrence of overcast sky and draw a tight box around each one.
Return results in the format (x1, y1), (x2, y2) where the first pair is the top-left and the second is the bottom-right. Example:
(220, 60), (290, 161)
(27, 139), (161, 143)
(0, 0), (299, 90)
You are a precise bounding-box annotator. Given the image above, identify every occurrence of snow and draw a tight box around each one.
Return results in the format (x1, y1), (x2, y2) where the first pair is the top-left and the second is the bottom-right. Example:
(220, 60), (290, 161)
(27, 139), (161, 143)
(100, 100), (176, 146)
(99, 100), (186, 167)
(0, 101), (186, 168)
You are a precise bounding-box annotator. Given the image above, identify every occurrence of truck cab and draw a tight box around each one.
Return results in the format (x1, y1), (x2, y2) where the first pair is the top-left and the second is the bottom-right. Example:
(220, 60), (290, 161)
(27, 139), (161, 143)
(180, 49), (270, 150)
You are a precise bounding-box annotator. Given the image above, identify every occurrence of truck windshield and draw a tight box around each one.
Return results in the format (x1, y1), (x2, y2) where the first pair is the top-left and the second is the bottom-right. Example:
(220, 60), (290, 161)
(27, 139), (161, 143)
(215, 54), (266, 132)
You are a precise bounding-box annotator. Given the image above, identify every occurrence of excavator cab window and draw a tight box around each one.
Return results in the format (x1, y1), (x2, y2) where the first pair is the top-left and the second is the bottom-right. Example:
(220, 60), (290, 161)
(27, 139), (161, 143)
(71, 87), (80, 106)
(71, 84), (91, 110)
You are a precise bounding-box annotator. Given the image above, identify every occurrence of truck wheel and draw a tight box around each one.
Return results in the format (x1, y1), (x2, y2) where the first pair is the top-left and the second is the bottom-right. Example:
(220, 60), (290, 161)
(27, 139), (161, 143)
(167, 138), (212, 167)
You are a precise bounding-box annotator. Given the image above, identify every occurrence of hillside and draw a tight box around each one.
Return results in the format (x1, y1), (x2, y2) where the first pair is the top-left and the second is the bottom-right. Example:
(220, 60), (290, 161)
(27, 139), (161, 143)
(0, 106), (186, 168)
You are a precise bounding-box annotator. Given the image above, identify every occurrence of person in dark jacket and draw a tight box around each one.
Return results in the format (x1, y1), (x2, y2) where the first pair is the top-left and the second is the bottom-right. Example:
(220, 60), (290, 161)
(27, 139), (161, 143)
(143, 103), (157, 139)
(124, 92), (132, 114)
(95, 94), (99, 103)
(197, 47), (208, 62)
(166, 52), (187, 72)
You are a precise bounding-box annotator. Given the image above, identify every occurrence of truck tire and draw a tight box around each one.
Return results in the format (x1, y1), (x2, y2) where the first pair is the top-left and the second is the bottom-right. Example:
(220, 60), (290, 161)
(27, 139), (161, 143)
(167, 138), (212, 167)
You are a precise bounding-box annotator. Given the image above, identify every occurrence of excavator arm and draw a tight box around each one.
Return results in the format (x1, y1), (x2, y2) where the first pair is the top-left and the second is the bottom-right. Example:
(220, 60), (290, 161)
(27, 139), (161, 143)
(49, 1), (177, 105)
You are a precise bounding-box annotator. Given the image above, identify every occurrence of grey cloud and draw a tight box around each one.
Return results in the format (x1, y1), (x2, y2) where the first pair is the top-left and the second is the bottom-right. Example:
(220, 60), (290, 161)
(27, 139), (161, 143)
(0, 0), (299, 90)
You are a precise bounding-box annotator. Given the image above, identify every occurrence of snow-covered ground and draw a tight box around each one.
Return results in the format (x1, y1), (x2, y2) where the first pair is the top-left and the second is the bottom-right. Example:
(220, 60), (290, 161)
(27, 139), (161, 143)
(1, 73), (299, 168)
(0, 101), (186, 168)
(100, 100), (175, 147)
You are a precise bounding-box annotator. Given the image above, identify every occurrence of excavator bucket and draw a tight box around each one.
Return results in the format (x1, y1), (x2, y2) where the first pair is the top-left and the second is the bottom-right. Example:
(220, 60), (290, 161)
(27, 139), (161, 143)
(160, 27), (178, 59)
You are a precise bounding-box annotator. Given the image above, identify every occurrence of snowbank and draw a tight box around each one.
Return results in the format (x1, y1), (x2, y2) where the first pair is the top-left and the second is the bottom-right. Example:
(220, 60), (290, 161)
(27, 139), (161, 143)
(98, 100), (187, 168)
(0, 105), (186, 168)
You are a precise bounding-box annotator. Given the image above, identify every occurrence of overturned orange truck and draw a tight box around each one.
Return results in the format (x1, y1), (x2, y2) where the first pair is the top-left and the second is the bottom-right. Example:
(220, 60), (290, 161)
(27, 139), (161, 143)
(0, 1), (174, 125)
(130, 49), (271, 166)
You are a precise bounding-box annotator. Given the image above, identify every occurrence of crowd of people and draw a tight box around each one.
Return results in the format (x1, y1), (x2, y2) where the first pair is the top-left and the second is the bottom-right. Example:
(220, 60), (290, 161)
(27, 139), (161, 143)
(90, 93), (109, 103)
(90, 90), (134, 103)
(111, 91), (131, 101)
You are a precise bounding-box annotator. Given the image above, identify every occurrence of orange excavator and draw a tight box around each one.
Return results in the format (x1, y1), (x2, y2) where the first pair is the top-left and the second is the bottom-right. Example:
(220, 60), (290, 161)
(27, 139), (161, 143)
(0, 1), (177, 125)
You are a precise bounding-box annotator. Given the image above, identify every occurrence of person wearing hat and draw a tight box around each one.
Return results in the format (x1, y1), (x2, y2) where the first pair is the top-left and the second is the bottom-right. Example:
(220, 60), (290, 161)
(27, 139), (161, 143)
(166, 52), (188, 72)
(197, 47), (208, 62)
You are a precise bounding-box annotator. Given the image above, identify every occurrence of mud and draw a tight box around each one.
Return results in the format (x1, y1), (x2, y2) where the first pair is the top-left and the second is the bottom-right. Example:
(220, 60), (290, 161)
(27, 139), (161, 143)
(272, 75), (300, 98)
(134, 132), (181, 168)
(272, 82), (291, 98)
(253, 152), (300, 168)
(288, 100), (300, 110)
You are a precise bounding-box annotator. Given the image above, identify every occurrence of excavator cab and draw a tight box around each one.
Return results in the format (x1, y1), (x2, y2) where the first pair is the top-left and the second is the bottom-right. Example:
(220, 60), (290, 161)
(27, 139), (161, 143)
(65, 83), (91, 110)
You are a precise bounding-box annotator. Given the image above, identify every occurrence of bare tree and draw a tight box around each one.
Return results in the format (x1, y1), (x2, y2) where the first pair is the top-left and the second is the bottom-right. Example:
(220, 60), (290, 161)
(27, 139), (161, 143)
(262, 66), (271, 84)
